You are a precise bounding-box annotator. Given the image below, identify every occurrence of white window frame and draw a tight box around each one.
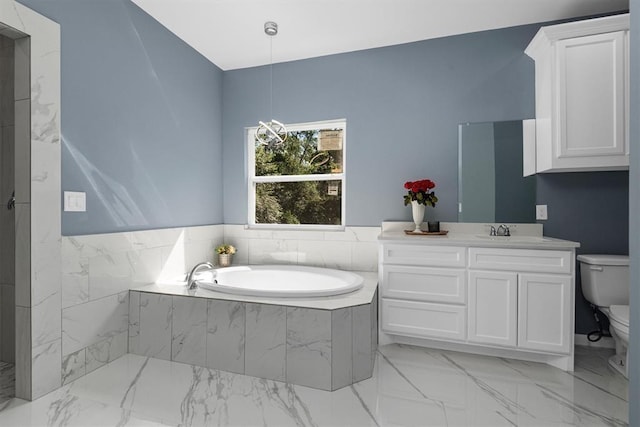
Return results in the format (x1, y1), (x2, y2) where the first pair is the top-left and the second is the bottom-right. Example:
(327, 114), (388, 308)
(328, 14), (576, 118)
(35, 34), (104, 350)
(247, 119), (347, 230)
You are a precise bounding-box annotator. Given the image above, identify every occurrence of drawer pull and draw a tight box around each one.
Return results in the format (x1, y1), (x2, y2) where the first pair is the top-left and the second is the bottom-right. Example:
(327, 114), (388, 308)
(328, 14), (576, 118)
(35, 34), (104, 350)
(589, 266), (604, 271)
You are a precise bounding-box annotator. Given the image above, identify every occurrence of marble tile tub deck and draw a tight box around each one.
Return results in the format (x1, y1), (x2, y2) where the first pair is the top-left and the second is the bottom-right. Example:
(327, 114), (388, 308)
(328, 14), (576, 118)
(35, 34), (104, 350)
(128, 272), (378, 391)
(0, 344), (628, 426)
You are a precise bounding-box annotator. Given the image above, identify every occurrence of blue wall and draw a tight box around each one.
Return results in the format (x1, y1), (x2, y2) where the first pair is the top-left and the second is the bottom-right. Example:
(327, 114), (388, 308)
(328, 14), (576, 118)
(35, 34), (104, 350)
(628, 0), (639, 424)
(222, 25), (537, 225)
(19, 0), (224, 235)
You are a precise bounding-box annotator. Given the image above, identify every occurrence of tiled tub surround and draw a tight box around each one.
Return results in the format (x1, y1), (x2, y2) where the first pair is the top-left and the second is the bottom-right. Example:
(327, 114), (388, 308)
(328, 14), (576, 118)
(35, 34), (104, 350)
(129, 272), (378, 391)
(61, 225), (224, 385)
(60, 224), (380, 387)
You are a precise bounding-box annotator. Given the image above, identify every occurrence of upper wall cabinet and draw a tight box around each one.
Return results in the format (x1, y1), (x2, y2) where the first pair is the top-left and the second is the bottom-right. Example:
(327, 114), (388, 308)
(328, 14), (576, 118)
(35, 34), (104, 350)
(525, 14), (630, 174)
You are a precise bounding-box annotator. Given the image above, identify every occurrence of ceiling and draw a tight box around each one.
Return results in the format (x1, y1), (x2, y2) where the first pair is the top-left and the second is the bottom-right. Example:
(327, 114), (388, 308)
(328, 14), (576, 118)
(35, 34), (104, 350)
(131, 0), (629, 70)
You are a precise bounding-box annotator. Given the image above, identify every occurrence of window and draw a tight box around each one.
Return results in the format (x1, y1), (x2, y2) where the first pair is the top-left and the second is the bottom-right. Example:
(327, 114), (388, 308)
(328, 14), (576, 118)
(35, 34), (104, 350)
(248, 119), (346, 229)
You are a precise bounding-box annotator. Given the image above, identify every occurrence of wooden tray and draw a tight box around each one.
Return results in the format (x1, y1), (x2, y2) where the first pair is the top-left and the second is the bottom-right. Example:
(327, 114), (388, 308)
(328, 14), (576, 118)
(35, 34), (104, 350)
(403, 230), (449, 236)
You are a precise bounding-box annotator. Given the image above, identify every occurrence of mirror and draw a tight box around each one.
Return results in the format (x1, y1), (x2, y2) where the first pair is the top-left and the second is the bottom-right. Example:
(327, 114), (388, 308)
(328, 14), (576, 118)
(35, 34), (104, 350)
(458, 120), (536, 223)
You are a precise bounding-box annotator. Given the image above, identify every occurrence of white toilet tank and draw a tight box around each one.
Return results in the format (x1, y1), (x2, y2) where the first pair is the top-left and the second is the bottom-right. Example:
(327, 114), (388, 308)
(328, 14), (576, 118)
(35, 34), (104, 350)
(577, 254), (629, 307)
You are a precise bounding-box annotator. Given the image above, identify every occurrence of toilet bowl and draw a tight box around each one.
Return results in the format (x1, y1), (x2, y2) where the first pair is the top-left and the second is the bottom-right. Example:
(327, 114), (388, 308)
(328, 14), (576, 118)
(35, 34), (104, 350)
(607, 304), (629, 377)
(577, 254), (629, 378)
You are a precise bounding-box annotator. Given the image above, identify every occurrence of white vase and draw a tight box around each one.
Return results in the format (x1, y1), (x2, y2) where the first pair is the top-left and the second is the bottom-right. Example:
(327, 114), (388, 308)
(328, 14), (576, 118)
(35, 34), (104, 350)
(411, 201), (425, 233)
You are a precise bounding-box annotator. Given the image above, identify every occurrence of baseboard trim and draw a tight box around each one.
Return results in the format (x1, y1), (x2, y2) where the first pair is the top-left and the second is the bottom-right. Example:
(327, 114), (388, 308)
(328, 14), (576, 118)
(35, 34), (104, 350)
(575, 334), (616, 349)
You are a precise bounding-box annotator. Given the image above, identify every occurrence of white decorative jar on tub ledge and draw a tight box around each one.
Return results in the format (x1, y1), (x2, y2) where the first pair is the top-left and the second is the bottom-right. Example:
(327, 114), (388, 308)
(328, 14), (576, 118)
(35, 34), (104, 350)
(130, 267), (378, 391)
(378, 221), (580, 371)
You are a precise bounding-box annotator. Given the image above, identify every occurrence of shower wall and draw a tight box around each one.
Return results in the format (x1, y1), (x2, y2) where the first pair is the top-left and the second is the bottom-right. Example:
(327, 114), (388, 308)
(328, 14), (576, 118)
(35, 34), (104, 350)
(0, 34), (15, 364)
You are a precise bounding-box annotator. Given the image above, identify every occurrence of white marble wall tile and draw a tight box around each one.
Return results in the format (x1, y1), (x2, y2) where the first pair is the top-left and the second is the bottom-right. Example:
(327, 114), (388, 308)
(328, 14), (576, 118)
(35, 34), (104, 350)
(323, 226), (381, 242)
(286, 307), (332, 390)
(88, 253), (133, 301)
(86, 331), (127, 374)
(62, 348), (85, 385)
(184, 240), (215, 270)
(159, 243), (187, 282)
(128, 291), (140, 354)
(297, 240), (351, 270)
(137, 293), (172, 360)
(31, 290), (61, 347)
(171, 296), (206, 366)
(62, 292), (129, 356)
(248, 239), (298, 265)
(331, 307), (352, 390)
(0, 284), (15, 363)
(272, 229), (326, 241)
(185, 224), (224, 243)
(129, 248), (162, 286)
(61, 255), (89, 309)
(245, 303), (286, 381)
(31, 239), (60, 305)
(15, 306), (30, 400)
(351, 242), (378, 272)
(352, 304), (373, 382)
(31, 338), (61, 399)
(206, 300), (245, 374)
(128, 227), (184, 250)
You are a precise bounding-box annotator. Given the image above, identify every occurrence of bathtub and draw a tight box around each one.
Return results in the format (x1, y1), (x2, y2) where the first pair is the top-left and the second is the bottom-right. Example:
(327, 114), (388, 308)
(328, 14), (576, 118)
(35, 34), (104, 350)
(194, 265), (364, 298)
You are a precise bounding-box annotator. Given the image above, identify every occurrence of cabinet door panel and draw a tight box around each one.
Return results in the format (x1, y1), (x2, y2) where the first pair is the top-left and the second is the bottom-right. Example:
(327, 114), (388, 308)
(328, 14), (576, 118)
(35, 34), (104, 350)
(468, 271), (517, 347)
(557, 31), (626, 158)
(518, 274), (572, 353)
(382, 265), (466, 304)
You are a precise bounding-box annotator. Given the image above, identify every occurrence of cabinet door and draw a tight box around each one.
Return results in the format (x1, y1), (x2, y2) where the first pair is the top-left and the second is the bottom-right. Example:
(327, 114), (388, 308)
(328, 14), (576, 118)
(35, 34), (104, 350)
(555, 31), (627, 168)
(518, 274), (572, 354)
(468, 271), (517, 347)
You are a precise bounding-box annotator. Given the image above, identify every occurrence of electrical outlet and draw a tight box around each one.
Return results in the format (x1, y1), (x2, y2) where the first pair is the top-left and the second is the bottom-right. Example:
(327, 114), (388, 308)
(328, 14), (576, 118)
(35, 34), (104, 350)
(536, 204), (548, 220)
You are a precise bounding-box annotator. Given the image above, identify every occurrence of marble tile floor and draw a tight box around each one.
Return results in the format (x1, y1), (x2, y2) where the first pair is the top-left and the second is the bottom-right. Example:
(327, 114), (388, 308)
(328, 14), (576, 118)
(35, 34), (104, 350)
(0, 362), (14, 407)
(0, 344), (628, 426)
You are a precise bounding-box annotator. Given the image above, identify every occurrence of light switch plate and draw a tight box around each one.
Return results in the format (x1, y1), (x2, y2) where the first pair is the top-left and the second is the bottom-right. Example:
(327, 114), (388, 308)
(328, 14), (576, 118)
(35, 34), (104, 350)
(536, 204), (548, 220)
(64, 191), (86, 212)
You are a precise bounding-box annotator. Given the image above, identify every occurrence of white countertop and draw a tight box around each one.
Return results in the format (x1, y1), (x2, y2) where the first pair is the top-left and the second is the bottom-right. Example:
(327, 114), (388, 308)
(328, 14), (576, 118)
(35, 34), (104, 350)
(133, 270), (378, 311)
(379, 221), (580, 250)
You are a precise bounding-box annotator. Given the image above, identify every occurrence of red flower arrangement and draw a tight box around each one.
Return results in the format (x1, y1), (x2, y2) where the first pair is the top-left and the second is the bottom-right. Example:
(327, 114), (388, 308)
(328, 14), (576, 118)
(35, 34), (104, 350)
(403, 179), (438, 207)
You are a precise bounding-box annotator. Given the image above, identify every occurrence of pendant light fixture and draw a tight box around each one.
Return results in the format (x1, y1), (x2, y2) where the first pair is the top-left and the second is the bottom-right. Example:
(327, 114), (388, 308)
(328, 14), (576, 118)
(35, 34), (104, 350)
(256, 21), (287, 148)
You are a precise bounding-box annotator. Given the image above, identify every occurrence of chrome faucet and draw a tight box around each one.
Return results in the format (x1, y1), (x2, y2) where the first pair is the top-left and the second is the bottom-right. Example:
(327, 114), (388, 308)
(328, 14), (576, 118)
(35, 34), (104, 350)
(496, 224), (511, 237)
(186, 262), (214, 290)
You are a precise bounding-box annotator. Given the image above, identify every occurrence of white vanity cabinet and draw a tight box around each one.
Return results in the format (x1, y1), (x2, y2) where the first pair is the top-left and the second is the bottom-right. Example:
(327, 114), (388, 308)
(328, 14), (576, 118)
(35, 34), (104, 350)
(379, 233), (577, 371)
(380, 245), (467, 341)
(525, 14), (630, 173)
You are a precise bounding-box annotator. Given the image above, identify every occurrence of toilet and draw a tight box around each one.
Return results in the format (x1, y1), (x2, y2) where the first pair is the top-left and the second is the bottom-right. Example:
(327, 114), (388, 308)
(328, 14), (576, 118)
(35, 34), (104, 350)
(577, 254), (630, 378)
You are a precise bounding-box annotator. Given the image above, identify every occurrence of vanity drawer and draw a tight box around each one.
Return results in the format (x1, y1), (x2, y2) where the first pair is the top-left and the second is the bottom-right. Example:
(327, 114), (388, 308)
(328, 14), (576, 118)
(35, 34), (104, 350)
(469, 248), (572, 274)
(382, 244), (466, 267)
(381, 265), (466, 304)
(382, 298), (466, 341)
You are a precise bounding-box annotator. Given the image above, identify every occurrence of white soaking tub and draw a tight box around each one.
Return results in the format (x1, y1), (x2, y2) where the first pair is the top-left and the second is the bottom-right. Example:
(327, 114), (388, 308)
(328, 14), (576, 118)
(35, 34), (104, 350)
(195, 265), (364, 298)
